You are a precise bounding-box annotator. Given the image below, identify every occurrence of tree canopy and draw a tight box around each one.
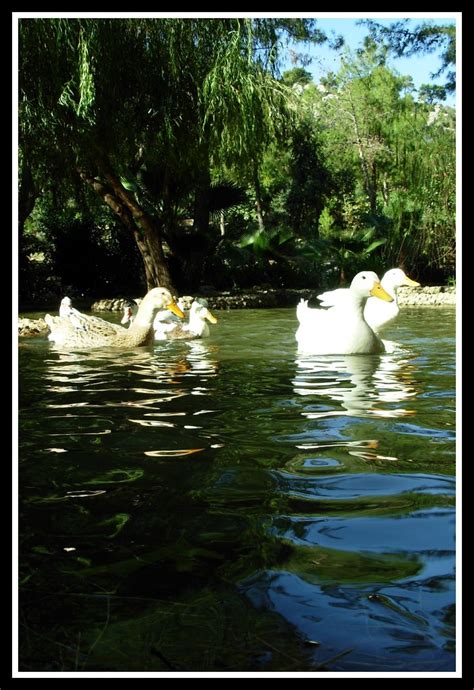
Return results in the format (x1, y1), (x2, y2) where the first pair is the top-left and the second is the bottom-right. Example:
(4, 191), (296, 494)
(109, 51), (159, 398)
(17, 17), (456, 306)
(361, 19), (456, 98)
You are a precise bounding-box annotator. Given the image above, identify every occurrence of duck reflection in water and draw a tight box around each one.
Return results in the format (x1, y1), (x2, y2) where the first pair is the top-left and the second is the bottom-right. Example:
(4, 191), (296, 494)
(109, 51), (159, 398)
(44, 339), (219, 403)
(291, 345), (419, 462)
(293, 343), (418, 420)
(183, 340), (219, 377)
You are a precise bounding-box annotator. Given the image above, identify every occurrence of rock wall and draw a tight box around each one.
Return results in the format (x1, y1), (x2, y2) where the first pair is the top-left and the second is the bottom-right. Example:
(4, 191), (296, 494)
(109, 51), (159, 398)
(90, 297), (142, 311)
(397, 286), (456, 306)
(18, 286), (456, 337)
(18, 317), (49, 337)
(90, 286), (456, 311)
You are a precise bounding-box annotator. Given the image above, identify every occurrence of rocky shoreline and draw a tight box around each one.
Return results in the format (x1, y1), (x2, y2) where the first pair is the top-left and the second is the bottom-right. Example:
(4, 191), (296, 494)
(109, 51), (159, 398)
(396, 285), (456, 306)
(90, 285), (456, 312)
(18, 317), (49, 337)
(18, 286), (456, 337)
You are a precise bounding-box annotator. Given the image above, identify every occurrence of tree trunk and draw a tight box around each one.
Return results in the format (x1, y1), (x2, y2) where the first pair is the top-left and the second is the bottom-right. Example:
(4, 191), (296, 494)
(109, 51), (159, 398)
(179, 171), (211, 290)
(381, 173), (389, 205)
(19, 161), (37, 231)
(252, 162), (266, 234)
(370, 161), (377, 214)
(193, 169), (211, 237)
(18, 160), (39, 274)
(78, 165), (176, 294)
(347, 91), (377, 215)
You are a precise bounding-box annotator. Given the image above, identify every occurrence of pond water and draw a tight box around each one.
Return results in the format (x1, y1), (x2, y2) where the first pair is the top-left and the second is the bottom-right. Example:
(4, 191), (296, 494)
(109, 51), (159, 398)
(17, 306), (456, 673)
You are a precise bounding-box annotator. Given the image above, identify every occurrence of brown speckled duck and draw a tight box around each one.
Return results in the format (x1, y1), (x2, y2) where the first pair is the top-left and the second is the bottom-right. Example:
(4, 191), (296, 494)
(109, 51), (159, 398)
(45, 288), (184, 349)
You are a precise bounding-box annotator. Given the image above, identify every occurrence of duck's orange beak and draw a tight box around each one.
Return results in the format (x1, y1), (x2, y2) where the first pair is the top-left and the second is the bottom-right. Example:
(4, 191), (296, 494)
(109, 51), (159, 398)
(370, 282), (394, 302)
(166, 302), (185, 318)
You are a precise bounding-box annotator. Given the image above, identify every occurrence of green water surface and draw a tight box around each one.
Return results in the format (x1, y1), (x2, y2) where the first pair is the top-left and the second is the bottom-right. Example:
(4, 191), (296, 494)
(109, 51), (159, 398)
(17, 306), (456, 672)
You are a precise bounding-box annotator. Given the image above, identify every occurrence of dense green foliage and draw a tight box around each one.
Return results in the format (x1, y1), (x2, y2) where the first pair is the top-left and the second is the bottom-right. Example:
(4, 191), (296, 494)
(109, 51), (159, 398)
(18, 18), (456, 305)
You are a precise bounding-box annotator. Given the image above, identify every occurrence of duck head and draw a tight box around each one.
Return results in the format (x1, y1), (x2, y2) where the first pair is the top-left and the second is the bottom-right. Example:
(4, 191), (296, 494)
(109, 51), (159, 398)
(350, 271), (394, 302)
(382, 268), (421, 290)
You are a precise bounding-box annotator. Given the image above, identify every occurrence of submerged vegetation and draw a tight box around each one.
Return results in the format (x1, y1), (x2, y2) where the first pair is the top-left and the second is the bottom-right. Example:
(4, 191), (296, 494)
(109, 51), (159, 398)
(18, 18), (455, 305)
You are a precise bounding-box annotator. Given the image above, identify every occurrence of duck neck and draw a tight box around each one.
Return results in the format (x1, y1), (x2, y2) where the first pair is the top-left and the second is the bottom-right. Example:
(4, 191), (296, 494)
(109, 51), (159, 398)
(348, 293), (368, 317)
(188, 311), (204, 335)
(130, 296), (159, 330)
(380, 280), (397, 303)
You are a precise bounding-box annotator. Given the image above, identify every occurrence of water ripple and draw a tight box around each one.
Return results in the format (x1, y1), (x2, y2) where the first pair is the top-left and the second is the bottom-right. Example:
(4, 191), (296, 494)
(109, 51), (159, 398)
(18, 307), (456, 672)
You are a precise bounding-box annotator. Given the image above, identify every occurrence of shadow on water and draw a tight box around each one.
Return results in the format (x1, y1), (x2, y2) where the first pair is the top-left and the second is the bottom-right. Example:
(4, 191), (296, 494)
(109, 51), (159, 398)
(18, 308), (456, 671)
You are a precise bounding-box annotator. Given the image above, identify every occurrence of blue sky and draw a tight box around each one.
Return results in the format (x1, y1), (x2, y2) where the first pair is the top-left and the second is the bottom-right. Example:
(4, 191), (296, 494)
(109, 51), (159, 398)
(281, 17), (458, 106)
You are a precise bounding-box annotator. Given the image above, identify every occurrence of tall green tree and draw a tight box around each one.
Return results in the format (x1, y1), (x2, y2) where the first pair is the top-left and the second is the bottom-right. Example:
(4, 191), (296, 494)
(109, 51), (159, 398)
(293, 41), (455, 279)
(315, 41), (409, 216)
(18, 17), (324, 293)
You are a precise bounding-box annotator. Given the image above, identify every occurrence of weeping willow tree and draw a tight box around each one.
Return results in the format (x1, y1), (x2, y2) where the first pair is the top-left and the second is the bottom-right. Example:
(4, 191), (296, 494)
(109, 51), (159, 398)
(19, 19), (174, 289)
(202, 23), (298, 235)
(18, 17), (323, 292)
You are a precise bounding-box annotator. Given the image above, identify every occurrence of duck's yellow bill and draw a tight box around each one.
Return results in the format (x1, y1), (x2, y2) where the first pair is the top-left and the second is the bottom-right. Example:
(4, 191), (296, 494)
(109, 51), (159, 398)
(167, 302), (185, 318)
(205, 311), (218, 324)
(403, 275), (421, 287)
(370, 282), (394, 302)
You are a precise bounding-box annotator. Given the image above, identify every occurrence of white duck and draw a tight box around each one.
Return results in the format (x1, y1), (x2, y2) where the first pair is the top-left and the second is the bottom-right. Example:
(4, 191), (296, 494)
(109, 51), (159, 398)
(59, 296), (128, 333)
(147, 295), (193, 338)
(45, 288), (184, 349)
(59, 296), (87, 330)
(295, 271), (393, 355)
(317, 268), (420, 332)
(154, 298), (218, 340)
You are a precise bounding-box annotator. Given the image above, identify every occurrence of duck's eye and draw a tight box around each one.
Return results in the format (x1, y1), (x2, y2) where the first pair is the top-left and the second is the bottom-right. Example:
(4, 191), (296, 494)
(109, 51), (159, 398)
(362, 275), (366, 279)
